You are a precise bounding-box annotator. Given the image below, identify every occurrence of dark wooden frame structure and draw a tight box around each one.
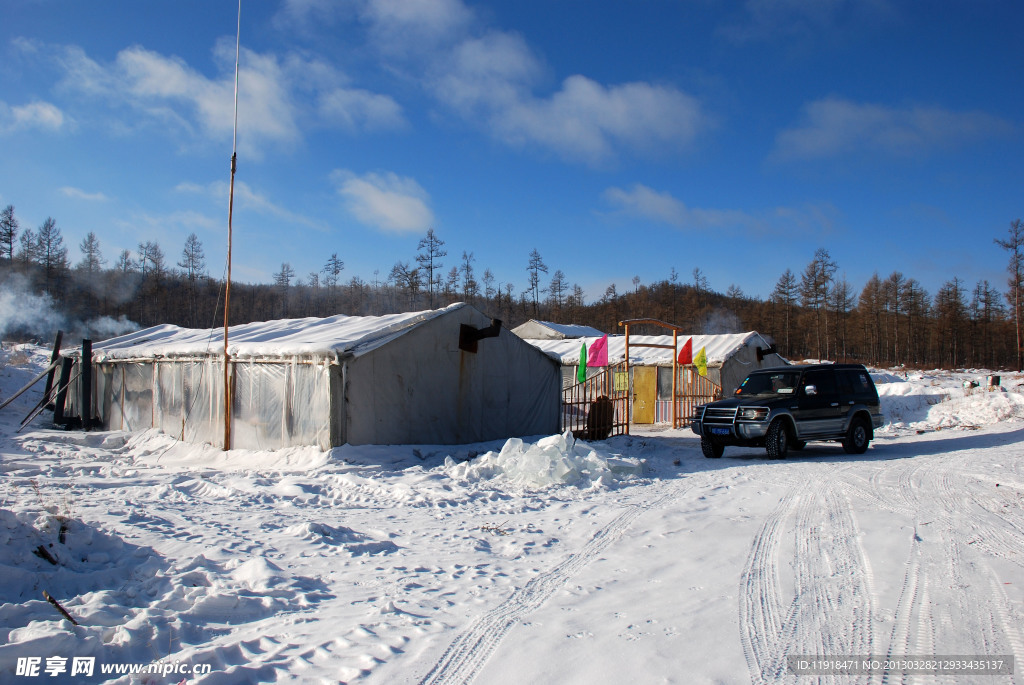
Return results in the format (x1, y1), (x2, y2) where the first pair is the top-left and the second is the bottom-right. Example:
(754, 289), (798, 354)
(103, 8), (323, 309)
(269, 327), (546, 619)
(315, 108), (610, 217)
(561, 361), (629, 439)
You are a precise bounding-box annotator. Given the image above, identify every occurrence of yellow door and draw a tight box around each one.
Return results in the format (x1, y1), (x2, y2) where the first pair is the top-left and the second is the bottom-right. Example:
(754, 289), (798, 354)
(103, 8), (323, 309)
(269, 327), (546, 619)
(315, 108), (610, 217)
(632, 366), (657, 424)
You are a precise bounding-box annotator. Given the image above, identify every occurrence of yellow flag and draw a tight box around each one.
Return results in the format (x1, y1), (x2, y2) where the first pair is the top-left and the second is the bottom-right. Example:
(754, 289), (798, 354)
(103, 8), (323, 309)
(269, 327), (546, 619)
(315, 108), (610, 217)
(694, 346), (708, 377)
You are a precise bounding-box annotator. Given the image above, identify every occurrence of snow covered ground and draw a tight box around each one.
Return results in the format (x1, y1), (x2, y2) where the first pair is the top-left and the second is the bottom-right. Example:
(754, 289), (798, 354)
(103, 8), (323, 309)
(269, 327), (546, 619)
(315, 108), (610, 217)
(1, 342), (1023, 684)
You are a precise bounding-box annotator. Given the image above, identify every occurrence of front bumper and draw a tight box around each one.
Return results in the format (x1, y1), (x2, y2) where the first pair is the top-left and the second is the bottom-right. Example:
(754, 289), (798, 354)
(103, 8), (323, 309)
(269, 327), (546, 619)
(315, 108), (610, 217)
(691, 420), (769, 440)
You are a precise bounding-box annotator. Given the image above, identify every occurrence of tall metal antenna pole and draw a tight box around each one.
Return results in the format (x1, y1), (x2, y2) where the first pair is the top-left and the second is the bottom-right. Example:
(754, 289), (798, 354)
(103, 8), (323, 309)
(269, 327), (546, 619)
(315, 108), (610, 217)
(224, 0), (241, 451)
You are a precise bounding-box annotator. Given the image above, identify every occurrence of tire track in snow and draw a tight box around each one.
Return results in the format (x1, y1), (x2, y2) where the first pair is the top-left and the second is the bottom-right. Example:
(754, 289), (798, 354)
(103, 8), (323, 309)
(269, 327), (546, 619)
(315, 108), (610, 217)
(744, 481), (874, 684)
(738, 486), (799, 684)
(881, 532), (926, 685)
(418, 479), (697, 685)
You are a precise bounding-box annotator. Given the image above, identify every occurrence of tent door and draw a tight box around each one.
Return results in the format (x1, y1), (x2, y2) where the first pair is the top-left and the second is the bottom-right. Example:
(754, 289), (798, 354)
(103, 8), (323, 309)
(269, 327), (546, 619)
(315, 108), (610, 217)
(632, 366), (657, 424)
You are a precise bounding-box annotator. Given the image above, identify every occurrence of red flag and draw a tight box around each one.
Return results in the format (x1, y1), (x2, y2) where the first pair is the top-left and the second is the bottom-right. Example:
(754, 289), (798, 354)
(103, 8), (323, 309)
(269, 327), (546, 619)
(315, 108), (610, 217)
(587, 335), (609, 367)
(677, 337), (693, 365)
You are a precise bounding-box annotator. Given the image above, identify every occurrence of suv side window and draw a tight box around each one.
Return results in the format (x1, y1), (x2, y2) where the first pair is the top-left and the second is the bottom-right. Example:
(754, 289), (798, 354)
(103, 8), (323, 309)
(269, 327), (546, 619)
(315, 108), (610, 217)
(838, 369), (873, 398)
(802, 369), (838, 397)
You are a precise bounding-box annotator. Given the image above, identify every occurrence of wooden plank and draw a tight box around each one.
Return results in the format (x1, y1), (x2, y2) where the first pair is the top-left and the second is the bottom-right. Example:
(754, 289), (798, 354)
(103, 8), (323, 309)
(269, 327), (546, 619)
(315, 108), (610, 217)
(20, 370), (80, 432)
(81, 340), (93, 430)
(52, 357), (73, 426)
(0, 359), (60, 412)
(43, 331), (63, 407)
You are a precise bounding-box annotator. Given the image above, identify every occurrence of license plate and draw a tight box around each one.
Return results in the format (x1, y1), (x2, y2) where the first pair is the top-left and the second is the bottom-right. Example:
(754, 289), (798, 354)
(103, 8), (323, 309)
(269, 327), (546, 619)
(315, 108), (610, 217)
(711, 427), (731, 436)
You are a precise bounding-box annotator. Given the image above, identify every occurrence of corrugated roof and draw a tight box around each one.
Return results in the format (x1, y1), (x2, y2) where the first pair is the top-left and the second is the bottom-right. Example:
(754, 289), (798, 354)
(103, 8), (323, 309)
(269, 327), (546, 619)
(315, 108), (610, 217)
(89, 303), (467, 361)
(527, 331), (773, 366)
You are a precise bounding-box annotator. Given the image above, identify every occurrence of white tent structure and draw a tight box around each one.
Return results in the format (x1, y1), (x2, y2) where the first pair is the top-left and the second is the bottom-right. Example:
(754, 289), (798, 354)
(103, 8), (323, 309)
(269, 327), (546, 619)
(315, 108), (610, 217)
(510, 320), (606, 341)
(526, 331), (785, 424)
(74, 303), (561, 449)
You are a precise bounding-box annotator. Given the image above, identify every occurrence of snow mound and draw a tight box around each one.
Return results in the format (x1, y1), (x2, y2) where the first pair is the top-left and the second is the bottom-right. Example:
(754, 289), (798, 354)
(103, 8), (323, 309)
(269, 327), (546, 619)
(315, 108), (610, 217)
(876, 369), (1024, 432)
(445, 431), (643, 489)
(0, 509), (158, 605)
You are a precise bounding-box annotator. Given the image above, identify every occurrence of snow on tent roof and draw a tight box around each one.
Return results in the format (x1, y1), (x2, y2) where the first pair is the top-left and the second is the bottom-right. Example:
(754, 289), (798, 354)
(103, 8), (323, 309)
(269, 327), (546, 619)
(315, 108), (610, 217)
(89, 303), (467, 361)
(527, 332), (773, 366)
(520, 321), (606, 338)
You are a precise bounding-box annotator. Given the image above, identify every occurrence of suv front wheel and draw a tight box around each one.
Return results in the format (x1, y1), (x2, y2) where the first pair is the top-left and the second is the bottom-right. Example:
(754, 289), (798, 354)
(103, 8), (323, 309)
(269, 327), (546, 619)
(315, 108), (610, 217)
(765, 420), (789, 460)
(701, 437), (724, 459)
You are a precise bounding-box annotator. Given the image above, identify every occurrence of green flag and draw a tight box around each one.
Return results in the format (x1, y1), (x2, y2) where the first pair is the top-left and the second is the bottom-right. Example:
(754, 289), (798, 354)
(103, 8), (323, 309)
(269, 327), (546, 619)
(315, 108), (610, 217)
(694, 346), (708, 377)
(577, 342), (588, 383)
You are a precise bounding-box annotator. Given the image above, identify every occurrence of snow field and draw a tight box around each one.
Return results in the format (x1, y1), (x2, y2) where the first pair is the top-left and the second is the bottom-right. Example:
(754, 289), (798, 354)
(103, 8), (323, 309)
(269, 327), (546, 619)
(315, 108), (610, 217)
(1, 343), (1023, 684)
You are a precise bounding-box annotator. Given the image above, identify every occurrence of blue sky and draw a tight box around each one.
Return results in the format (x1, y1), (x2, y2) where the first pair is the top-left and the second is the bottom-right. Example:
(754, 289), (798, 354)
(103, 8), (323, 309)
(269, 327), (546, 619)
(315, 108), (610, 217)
(1, 0), (1021, 304)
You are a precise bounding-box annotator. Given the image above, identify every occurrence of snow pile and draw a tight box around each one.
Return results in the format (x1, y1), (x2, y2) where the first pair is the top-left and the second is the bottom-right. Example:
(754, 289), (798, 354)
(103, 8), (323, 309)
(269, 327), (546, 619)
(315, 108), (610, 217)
(444, 431), (643, 489)
(874, 369), (1024, 432)
(126, 429), (333, 471)
(0, 508), (158, 605)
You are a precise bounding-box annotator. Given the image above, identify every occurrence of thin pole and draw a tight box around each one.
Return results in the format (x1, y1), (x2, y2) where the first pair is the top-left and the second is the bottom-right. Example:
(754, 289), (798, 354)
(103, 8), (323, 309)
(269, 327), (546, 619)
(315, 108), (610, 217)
(224, 0), (241, 451)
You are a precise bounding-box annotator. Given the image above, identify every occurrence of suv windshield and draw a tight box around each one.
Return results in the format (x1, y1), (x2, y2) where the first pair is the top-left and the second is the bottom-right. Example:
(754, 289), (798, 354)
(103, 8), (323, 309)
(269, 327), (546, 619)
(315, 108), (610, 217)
(735, 371), (801, 396)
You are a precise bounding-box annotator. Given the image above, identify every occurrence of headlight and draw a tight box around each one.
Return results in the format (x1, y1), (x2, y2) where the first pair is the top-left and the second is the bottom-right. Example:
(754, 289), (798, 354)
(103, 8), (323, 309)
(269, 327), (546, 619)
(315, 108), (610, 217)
(738, 407), (769, 421)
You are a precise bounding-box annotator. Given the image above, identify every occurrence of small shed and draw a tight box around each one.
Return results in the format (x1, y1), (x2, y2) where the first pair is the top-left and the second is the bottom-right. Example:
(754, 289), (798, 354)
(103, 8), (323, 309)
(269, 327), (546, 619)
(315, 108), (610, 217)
(526, 330), (786, 424)
(511, 320), (606, 341)
(71, 303), (561, 449)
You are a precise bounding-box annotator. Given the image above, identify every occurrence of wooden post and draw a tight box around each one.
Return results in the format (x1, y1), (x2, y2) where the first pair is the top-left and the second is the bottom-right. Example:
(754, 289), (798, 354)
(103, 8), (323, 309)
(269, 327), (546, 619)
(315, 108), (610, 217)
(671, 329), (678, 428)
(53, 357), (73, 426)
(43, 331), (62, 409)
(80, 340), (93, 430)
(623, 322), (631, 435)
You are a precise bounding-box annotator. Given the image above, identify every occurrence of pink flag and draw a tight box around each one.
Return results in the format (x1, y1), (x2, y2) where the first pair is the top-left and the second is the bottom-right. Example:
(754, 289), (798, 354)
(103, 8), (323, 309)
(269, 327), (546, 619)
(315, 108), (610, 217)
(677, 337), (693, 365)
(587, 335), (609, 367)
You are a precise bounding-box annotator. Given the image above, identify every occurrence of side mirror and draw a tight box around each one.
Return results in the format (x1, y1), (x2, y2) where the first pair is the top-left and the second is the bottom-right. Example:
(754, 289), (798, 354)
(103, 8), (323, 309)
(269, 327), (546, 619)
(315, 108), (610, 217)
(804, 384), (818, 396)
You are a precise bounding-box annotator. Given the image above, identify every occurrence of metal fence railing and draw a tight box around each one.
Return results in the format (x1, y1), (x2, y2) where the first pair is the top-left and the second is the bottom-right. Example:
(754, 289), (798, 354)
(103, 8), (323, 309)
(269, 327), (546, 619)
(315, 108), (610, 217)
(561, 361), (629, 439)
(674, 366), (722, 427)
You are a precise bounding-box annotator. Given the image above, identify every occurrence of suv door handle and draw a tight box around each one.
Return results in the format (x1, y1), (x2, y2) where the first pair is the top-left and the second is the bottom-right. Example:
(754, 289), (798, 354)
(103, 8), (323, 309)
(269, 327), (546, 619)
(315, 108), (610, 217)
(830, 402), (839, 407)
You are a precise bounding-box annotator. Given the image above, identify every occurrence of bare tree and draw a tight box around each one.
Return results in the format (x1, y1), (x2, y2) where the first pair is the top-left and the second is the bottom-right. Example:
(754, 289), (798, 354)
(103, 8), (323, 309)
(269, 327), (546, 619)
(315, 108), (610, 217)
(16, 228), (38, 265)
(995, 219), (1024, 371)
(77, 232), (106, 276)
(799, 248), (837, 359)
(460, 251), (478, 302)
(37, 217), (68, 295)
(771, 268), (797, 354)
(178, 233), (207, 281)
(416, 229), (446, 308)
(527, 248), (548, 316)
(884, 271), (907, 364)
(322, 253), (344, 312)
(548, 269), (567, 311)
(482, 268), (496, 301)
(0, 205), (18, 263)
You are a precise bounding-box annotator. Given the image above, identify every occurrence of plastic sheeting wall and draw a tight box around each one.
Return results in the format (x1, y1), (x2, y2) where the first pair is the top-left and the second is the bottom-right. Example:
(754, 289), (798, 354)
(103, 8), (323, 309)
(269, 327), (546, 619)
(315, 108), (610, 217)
(94, 358), (331, 450)
(341, 306), (561, 445)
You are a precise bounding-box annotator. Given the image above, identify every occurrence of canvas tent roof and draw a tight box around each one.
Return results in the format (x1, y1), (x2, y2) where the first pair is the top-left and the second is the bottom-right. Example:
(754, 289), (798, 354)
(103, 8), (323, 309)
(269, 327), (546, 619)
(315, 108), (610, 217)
(511, 320), (606, 340)
(89, 304), (465, 362)
(527, 331), (776, 367)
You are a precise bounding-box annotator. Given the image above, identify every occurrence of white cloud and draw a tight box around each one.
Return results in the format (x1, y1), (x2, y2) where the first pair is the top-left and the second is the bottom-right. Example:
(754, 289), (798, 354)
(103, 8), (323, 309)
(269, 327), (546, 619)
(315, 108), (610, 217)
(326, 0), (710, 164)
(603, 183), (835, 237)
(317, 87), (406, 132)
(44, 40), (404, 158)
(176, 180), (326, 231)
(331, 169), (434, 233)
(719, 0), (896, 43)
(495, 76), (706, 165)
(604, 184), (753, 231)
(0, 100), (68, 134)
(359, 0), (475, 54)
(774, 97), (1015, 160)
(59, 187), (109, 202)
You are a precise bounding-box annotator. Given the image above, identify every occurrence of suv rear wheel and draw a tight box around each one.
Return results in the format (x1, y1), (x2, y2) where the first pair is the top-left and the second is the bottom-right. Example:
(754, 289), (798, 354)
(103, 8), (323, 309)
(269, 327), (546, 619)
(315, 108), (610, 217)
(765, 420), (789, 460)
(701, 437), (724, 459)
(842, 417), (871, 454)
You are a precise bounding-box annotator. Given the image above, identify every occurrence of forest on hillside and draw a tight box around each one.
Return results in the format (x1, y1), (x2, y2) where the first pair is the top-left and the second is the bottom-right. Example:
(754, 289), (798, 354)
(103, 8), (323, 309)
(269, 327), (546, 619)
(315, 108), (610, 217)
(2, 204), (1023, 371)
